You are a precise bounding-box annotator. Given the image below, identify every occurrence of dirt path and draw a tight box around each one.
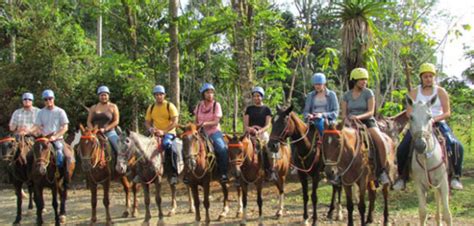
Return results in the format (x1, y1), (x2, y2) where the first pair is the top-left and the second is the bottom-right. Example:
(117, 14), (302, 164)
(0, 178), (470, 225)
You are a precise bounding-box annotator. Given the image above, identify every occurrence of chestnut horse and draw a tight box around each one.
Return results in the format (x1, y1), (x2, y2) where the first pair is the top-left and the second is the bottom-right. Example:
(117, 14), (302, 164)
(322, 120), (396, 226)
(30, 135), (75, 225)
(267, 105), (342, 225)
(227, 134), (290, 224)
(77, 125), (138, 224)
(180, 123), (230, 223)
(0, 135), (34, 224)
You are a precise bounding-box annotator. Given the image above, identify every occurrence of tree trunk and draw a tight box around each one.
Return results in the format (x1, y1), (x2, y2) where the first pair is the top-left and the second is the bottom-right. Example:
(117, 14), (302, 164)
(97, 0), (103, 57)
(169, 0), (180, 110)
(8, 0), (16, 63)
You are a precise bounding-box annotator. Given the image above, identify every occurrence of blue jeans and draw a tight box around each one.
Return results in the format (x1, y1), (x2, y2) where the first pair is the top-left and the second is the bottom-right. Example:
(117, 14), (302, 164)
(312, 117), (325, 137)
(162, 133), (178, 176)
(209, 131), (228, 177)
(52, 140), (65, 168)
(436, 122), (464, 176)
(105, 130), (119, 154)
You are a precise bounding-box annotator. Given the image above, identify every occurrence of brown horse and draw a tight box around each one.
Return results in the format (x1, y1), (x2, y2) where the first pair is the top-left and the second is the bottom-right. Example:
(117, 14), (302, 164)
(0, 135), (34, 224)
(267, 105), (342, 225)
(227, 134), (290, 224)
(77, 125), (138, 224)
(30, 135), (75, 225)
(180, 123), (230, 223)
(322, 120), (396, 226)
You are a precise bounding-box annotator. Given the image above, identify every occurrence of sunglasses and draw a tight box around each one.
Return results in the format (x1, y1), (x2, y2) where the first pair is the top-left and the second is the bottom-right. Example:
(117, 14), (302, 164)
(43, 97), (54, 101)
(23, 98), (33, 101)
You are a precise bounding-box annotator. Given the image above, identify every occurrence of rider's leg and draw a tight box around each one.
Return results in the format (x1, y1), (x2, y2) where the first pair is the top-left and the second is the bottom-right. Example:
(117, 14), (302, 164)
(437, 122), (464, 189)
(313, 117), (325, 138)
(105, 130), (119, 156)
(367, 126), (390, 185)
(210, 131), (228, 183)
(162, 134), (178, 184)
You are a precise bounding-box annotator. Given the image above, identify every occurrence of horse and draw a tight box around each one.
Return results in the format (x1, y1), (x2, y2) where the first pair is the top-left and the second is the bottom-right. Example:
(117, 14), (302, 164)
(180, 123), (230, 223)
(227, 133), (290, 224)
(0, 135), (34, 224)
(406, 95), (452, 226)
(322, 119), (395, 226)
(267, 105), (342, 225)
(77, 125), (138, 224)
(30, 134), (75, 225)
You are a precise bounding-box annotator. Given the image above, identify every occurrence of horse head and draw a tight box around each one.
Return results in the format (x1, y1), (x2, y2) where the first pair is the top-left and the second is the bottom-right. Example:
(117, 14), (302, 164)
(226, 134), (251, 178)
(116, 129), (133, 174)
(78, 124), (100, 172)
(33, 134), (54, 176)
(179, 123), (204, 172)
(0, 136), (18, 161)
(406, 94), (437, 155)
(322, 122), (345, 184)
(268, 104), (293, 152)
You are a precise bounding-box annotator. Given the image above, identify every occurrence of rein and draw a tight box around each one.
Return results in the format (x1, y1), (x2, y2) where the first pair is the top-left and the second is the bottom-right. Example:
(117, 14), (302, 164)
(413, 131), (446, 188)
(229, 140), (261, 184)
(185, 133), (215, 180)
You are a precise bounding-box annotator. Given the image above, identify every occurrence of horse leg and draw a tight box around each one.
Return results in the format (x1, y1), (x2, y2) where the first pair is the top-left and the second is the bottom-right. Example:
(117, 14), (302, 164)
(103, 180), (112, 224)
(275, 176), (285, 218)
(240, 183), (248, 225)
(257, 182), (264, 224)
(13, 182), (23, 224)
(203, 183), (211, 224)
(311, 174), (320, 225)
(298, 172), (309, 224)
(28, 183), (34, 210)
(90, 181), (98, 223)
(440, 181), (452, 226)
(357, 178), (367, 226)
(191, 184), (201, 222)
(131, 182), (139, 217)
(366, 182), (376, 224)
(155, 179), (164, 224)
(336, 185), (343, 221)
(217, 181), (229, 221)
(415, 182), (428, 226)
(34, 185), (44, 225)
(435, 188), (441, 225)
(235, 184), (243, 218)
(143, 183), (151, 223)
(167, 182), (177, 216)
(327, 183), (337, 220)
(59, 178), (68, 223)
(344, 185), (354, 226)
(187, 185), (195, 213)
(52, 185), (59, 226)
(120, 176), (131, 218)
(383, 184), (390, 225)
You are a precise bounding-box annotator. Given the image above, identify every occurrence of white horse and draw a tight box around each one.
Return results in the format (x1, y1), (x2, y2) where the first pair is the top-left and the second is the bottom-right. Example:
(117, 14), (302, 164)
(407, 95), (451, 226)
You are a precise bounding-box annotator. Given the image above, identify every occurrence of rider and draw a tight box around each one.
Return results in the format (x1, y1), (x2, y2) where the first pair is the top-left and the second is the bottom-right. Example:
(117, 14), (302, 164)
(9, 92), (40, 137)
(194, 83), (228, 183)
(87, 86), (120, 156)
(341, 68), (390, 185)
(243, 86), (273, 181)
(34, 89), (74, 187)
(145, 85), (179, 185)
(393, 63), (464, 190)
(303, 73), (339, 137)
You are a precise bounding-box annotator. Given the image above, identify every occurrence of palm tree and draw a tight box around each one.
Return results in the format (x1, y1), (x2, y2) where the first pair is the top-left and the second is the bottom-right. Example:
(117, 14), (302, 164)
(331, 0), (388, 84)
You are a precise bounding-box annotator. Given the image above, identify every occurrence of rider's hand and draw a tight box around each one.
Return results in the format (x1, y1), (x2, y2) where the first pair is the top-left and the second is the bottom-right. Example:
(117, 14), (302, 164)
(349, 115), (358, 120)
(49, 135), (57, 141)
(148, 127), (156, 134)
(314, 113), (323, 118)
(155, 130), (165, 136)
(99, 128), (105, 134)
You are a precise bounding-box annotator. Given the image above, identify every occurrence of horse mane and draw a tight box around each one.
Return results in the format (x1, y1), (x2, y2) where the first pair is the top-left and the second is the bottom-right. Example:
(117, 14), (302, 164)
(129, 131), (157, 160)
(289, 112), (311, 148)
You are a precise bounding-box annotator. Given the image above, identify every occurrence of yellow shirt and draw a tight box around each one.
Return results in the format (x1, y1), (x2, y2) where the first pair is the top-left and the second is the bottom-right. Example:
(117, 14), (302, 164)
(145, 100), (179, 134)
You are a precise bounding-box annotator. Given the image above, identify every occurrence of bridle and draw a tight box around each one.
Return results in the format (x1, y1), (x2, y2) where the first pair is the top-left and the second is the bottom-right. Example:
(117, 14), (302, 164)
(79, 132), (104, 170)
(0, 137), (17, 161)
(269, 114), (310, 145)
(33, 138), (52, 168)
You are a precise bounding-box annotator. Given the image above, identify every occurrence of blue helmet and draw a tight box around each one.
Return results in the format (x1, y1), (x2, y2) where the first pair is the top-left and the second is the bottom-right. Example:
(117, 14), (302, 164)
(22, 92), (34, 101)
(97, 85), (110, 95)
(42, 89), (55, 99)
(153, 85), (166, 94)
(251, 86), (265, 98)
(199, 83), (215, 94)
(312, 73), (326, 85)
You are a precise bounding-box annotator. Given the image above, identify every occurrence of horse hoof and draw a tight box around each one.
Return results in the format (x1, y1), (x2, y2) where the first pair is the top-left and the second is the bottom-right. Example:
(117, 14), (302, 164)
(303, 219), (310, 226)
(217, 215), (224, 221)
(236, 212), (241, 218)
(241, 219), (247, 225)
(167, 210), (176, 217)
(157, 219), (165, 225)
(122, 210), (130, 218)
(90, 217), (97, 223)
(275, 210), (283, 218)
(188, 208), (196, 214)
(59, 215), (66, 224)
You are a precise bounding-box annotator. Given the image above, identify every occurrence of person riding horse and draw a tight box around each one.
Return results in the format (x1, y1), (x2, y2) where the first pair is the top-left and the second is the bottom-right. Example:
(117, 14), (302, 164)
(144, 85), (180, 185)
(243, 86), (273, 181)
(303, 73), (339, 138)
(341, 68), (391, 185)
(194, 83), (228, 183)
(87, 86), (120, 158)
(34, 89), (74, 188)
(393, 63), (465, 190)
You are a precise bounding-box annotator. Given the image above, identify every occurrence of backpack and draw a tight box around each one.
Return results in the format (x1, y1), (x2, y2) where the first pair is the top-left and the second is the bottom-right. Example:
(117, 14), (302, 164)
(149, 102), (171, 120)
(195, 101), (217, 119)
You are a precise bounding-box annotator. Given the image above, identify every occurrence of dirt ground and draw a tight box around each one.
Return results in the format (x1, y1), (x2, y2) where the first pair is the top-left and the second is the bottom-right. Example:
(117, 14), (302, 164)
(0, 175), (471, 225)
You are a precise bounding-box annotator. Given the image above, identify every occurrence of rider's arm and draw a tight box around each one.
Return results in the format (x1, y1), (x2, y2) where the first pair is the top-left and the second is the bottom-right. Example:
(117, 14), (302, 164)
(165, 116), (179, 133)
(355, 96), (375, 120)
(243, 113), (250, 132)
(341, 99), (347, 121)
(52, 124), (68, 140)
(434, 87), (451, 122)
(322, 91), (340, 120)
(86, 105), (95, 128)
(260, 115), (272, 132)
(105, 104), (120, 131)
(9, 110), (18, 133)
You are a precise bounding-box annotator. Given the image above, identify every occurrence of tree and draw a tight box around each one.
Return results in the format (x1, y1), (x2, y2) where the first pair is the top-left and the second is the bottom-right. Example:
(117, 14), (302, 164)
(169, 0), (180, 109)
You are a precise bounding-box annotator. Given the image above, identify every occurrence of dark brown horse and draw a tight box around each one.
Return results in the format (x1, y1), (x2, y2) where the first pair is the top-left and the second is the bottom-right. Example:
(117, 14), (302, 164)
(180, 123), (230, 223)
(77, 125), (138, 224)
(322, 120), (396, 226)
(30, 135), (75, 225)
(227, 134), (290, 224)
(0, 135), (34, 224)
(267, 105), (342, 225)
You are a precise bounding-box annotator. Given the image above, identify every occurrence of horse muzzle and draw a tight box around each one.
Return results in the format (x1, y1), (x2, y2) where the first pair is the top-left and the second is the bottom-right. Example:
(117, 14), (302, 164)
(81, 162), (92, 172)
(324, 166), (339, 183)
(116, 162), (127, 174)
(38, 165), (47, 175)
(414, 138), (427, 154)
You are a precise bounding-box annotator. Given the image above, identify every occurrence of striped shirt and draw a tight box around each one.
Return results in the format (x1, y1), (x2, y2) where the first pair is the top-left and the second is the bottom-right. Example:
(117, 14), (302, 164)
(9, 107), (40, 130)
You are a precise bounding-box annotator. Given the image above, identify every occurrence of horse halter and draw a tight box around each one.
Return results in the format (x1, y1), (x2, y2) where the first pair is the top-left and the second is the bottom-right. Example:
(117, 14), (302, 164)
(270, 116), (293, 143)
(34, 138), (52, 167)
(228, 142), (246, 166)
(0, 137), (17, 161)
(412, 129), (435, 156)
(321, 129), (345, 167)
(79, 133), (102, 169)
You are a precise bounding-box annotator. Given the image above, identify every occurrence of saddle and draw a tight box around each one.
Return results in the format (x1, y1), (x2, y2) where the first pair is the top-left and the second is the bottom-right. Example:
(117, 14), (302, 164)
(344, 119), (376, 175)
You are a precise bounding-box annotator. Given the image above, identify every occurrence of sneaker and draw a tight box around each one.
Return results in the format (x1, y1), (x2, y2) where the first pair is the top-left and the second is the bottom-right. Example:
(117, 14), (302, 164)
(220, 174), (229, 183)
(393, 178), (406, 191)
(169, 176), (178, 185)
(379, 171), (390, 185)
(450, 178), (463, 190)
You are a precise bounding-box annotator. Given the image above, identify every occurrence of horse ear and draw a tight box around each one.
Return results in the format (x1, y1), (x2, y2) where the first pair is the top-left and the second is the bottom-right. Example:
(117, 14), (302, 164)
(285, 104), (293, 114)
(405, 94), (414, 107)
(276, 105), (282, 113)
(428, 94), (437, 107)
(79, 124), (85, 133)
(223, 134), (231, 143)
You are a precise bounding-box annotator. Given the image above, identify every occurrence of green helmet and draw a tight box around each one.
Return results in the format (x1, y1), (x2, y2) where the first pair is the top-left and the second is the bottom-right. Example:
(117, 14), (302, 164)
(419, 63), (436, 76)
(350, 68), (369, 81)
